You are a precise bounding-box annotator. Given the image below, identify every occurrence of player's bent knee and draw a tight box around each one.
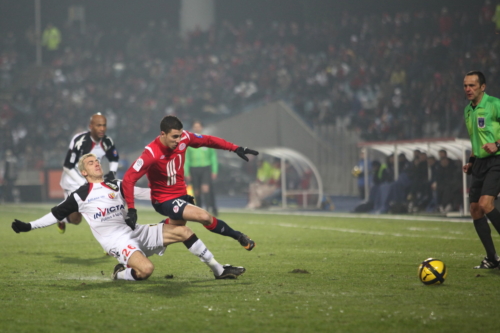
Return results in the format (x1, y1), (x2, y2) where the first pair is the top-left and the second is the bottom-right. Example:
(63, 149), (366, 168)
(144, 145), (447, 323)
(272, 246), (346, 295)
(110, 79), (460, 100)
(470, 203), (485, 219)
(137, 262), (155, 280)
(478, 198), (495, 214)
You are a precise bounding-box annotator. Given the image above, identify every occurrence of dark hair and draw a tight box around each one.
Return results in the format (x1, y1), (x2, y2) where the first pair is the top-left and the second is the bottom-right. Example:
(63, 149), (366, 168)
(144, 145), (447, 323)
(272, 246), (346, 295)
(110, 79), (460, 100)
(160, 115), (183, 134)
(466, 71), (486, 86)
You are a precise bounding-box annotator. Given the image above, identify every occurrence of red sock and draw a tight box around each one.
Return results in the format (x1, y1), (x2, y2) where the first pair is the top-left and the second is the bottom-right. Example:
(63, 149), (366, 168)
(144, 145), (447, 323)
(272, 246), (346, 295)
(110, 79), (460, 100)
(204, 216), (218, 230)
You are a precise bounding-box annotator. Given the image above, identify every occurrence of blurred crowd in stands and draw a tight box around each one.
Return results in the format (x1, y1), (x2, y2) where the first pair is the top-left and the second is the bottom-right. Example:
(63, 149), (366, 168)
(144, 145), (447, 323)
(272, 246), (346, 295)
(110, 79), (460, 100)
(353, 148), (463, 214)
(0, 4), (496, 177)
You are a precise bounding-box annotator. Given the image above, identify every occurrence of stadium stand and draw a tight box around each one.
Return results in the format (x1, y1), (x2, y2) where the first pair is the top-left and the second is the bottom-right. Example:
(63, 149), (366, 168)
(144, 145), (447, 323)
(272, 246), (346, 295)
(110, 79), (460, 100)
(0, 6), (494, 211)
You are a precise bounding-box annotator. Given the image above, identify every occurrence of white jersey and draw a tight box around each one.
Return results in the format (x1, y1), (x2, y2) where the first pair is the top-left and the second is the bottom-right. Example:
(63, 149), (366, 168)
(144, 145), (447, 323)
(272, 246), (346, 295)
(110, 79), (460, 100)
(60, 131), (119, 192)
(30, 180), (160, 259)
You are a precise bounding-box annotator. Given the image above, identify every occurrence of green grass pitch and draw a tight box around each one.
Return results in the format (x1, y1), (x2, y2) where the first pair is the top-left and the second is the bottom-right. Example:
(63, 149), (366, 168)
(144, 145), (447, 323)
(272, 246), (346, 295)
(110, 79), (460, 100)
(1, 204), (499, 333)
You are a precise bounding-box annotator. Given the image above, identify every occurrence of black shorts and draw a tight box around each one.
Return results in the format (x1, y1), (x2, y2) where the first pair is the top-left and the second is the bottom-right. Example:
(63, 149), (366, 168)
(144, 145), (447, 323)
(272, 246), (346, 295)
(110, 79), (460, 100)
(469, 155), (500, 203)
(152, 195), (192, 220)
(190, 166), (212, 189)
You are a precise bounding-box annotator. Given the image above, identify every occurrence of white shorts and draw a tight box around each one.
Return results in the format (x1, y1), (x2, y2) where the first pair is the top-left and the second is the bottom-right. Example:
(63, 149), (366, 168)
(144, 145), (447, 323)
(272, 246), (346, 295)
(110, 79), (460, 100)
(107, 222), (166, 265)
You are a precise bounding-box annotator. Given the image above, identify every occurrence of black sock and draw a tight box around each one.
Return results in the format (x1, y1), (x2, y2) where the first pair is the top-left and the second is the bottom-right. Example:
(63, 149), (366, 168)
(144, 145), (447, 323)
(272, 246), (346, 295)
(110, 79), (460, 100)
(485, 208), (500, 235)
(204, 217), (241, 240)
(183, 234), (199, 249)
(131, 268), (143, 281)
(473, 216), (497, 261)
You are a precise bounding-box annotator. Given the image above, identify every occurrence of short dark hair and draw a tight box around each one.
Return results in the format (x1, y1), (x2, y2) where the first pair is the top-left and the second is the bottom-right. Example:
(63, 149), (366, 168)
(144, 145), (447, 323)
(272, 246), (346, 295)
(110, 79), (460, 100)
(466, 71), (486, 86)
(160, 115), (183, 134)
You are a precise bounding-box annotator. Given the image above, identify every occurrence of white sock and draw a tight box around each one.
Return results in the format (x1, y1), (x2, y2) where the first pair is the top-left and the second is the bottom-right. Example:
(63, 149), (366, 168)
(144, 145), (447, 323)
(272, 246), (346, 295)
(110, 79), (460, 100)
(116, 268), (136, 281)
(207, 257), (224, 276)
(188, 239), (224, 276)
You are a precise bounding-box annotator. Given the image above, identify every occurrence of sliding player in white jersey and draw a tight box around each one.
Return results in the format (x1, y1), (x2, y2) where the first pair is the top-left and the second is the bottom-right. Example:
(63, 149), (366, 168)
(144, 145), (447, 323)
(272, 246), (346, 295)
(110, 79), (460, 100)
(11, 153), (245, 281)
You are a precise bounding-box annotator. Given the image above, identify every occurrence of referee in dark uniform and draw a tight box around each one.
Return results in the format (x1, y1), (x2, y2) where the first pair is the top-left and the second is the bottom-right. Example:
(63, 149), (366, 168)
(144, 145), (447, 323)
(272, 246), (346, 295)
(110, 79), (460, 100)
(463, 71), (500, 269)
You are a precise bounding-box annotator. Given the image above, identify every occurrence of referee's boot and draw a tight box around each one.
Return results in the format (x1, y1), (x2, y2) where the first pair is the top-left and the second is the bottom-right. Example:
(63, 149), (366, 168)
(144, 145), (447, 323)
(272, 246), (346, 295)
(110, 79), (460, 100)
(474, 257), (500, 269)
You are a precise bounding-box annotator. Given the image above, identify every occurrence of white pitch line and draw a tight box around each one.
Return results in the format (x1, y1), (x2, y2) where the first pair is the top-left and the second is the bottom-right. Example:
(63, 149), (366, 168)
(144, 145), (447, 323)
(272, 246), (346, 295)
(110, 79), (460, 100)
(245, 221), (477, 241)
(222, 208), (472, 223)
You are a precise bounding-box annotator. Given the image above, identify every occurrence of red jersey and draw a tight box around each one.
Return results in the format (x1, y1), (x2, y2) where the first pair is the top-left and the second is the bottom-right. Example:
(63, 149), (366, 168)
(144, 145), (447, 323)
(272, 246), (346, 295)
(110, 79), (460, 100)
(122, 131), (238, 209)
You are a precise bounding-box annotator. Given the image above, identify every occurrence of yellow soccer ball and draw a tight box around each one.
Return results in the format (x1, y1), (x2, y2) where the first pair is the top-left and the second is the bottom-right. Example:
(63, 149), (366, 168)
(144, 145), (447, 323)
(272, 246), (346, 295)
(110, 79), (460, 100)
(418, 258), (447, 285)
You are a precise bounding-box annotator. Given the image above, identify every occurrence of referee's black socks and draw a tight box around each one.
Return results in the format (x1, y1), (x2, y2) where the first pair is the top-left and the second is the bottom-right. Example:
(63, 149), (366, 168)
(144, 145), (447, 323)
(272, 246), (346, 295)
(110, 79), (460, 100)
(486, 208), (500, 235)
(473, 216), (497, 262)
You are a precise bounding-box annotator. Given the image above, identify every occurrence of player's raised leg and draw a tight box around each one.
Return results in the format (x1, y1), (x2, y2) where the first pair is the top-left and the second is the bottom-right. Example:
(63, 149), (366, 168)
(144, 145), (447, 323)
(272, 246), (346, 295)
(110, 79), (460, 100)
(180, 204), (255, 251)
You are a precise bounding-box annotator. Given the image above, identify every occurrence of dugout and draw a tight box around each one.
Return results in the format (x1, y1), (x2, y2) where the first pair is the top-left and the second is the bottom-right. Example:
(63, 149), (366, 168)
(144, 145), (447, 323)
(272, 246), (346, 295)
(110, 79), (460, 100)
(255, 147), (324, 209)
(358, 138), (471, 216)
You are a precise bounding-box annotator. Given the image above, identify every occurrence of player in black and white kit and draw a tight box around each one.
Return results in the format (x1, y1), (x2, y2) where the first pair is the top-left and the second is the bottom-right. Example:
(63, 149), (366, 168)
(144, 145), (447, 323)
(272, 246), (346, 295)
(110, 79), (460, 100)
(11, 153), (246, 281)
(58, 113), (119, 233)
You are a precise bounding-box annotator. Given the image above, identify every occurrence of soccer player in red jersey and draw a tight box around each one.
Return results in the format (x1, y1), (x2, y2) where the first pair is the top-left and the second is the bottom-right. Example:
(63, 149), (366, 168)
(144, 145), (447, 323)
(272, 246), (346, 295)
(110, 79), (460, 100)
(122, 116), (258, 250)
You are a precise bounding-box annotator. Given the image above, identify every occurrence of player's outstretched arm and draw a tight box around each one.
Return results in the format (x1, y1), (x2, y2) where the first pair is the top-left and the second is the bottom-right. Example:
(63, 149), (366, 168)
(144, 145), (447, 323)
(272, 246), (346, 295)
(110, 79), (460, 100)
(11, 211), (62, 233)
(234, 147), (259, 162)
(13, 188), (82, 234)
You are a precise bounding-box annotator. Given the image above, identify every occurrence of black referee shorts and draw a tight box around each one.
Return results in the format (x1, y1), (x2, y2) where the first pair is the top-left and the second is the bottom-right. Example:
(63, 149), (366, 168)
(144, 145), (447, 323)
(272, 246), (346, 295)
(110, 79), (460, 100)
(469, 155), (500, 203)
(190, 166), (212, 189)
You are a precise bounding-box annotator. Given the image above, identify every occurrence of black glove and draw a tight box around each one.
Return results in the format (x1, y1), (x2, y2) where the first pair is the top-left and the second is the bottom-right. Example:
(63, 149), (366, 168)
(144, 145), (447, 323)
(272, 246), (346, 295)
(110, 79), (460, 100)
(12, 219), (32, 233)
(125, 208), (137, 230)
(234, 146), (259, 162)
(104, 171), (116, 181)
(186, 195), (196, 205)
